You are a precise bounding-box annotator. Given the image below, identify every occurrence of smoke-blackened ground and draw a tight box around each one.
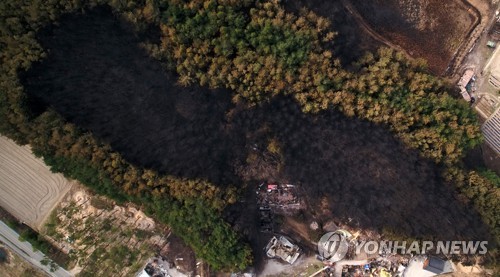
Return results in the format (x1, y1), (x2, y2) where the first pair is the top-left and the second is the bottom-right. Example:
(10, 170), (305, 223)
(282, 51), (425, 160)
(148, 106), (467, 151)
(23, 7), (246, 186)
(349, 0), (477, 74)
(262, 98), (490, 241)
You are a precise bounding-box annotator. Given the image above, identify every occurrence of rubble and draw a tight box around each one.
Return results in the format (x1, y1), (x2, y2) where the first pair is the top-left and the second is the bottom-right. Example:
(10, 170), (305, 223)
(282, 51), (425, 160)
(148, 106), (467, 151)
(256, 182), (299, 207)
(265, 236), (301, 264)
(259, 206), (273, 233)
(138, 256), (187, 277)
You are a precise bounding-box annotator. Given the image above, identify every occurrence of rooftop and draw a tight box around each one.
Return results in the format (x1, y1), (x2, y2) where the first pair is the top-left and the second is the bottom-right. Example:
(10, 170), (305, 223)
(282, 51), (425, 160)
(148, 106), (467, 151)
(482, 108), (500, 155)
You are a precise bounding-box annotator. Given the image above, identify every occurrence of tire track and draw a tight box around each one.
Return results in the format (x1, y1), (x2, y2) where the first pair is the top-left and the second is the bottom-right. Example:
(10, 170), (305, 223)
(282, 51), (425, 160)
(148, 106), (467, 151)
(0, 136), (73, 229)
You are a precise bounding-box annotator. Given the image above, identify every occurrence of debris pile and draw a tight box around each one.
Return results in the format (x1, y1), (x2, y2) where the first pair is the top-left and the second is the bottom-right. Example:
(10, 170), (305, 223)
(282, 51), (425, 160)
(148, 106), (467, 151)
(259, 206), (273, 233)
(265, 236), (301, 264)
(256, 183), (299, 207)
(338, 259), (407, 277)
(138, 256), (187, 277)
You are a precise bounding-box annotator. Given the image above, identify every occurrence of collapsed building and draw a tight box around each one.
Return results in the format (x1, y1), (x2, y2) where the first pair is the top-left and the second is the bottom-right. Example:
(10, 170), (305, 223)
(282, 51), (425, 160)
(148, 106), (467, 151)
(265, 236), (301, 264)
(256, 183), (299, 207)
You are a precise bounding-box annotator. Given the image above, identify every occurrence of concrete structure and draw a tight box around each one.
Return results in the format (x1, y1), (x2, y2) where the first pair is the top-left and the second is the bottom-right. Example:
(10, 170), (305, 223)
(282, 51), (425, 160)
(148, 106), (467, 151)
(487, 39), (500, 89)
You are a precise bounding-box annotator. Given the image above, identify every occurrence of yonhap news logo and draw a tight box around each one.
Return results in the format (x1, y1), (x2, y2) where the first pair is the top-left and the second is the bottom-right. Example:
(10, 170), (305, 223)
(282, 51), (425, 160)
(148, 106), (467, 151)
(352, 240), (489, 256)
(317, 232), (489, 262)
(317, 231), (350, 262)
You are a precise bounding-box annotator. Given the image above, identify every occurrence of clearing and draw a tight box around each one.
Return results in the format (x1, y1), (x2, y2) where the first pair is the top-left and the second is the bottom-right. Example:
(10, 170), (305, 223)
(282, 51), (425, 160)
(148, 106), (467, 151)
(0, 136), (73, 230)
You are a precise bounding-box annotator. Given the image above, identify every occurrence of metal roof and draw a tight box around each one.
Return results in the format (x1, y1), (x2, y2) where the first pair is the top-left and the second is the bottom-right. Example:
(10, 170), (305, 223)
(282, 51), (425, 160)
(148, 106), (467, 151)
(482, 108), (500, 155)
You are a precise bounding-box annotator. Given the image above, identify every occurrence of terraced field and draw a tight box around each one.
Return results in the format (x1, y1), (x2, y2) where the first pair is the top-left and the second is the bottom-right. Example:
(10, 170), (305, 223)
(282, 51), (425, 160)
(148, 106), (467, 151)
(0, 136), (73, 230)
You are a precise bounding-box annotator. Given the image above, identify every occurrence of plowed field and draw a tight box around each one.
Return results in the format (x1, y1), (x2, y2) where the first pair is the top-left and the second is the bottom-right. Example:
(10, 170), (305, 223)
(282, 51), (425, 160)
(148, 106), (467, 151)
(0, 136), (73, 229)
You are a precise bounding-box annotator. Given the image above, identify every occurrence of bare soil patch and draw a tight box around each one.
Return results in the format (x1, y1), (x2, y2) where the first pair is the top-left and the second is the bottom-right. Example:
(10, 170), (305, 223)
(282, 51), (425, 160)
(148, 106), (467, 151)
(45, 188), (176, 276)
(0, 136), (73, 230)
(350, 0), (478, 74)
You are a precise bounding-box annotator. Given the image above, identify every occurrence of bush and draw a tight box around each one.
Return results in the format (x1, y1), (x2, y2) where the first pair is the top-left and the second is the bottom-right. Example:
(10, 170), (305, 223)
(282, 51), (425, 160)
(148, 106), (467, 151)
(0, 248), (8, 264)
(90, 197), (114, 210)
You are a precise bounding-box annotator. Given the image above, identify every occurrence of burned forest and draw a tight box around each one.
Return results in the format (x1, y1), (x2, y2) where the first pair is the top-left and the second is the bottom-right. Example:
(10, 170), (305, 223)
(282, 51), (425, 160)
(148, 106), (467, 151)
(1, 0), (499, 271)
(23, 7), (491, 246)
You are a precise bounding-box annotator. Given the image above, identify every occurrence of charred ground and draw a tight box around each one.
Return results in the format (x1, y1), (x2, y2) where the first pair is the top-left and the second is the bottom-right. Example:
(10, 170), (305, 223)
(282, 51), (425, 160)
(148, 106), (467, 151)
(22, 6), (492, 266)
(23, 7), (246, 186)
(350, 0), (477, 74)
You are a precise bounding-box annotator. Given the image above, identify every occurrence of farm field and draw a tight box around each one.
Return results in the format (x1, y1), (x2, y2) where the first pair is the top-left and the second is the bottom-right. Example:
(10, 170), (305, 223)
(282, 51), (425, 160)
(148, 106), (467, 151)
(350, 0), (478, 74)
(0, 136), (73, 230)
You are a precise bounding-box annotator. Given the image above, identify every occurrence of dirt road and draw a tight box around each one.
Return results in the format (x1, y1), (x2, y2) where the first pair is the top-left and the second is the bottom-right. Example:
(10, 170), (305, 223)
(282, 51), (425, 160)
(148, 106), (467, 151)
(341, 0), (411, 57)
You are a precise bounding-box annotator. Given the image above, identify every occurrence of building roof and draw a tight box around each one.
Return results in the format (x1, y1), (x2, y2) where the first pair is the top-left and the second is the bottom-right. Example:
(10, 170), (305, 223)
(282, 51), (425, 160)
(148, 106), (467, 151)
(458, 69), (474, 88)
(423, 256), (454, 275)
(403, 256), (455, 277)
(457, 69), (474, 101)
(489, 66), (500, 89)
(482, 108), (500, 155)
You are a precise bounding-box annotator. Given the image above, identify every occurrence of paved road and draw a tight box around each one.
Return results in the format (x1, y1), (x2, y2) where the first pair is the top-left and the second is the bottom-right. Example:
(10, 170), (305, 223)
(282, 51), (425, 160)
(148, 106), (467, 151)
(0, 220), (71, 277)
